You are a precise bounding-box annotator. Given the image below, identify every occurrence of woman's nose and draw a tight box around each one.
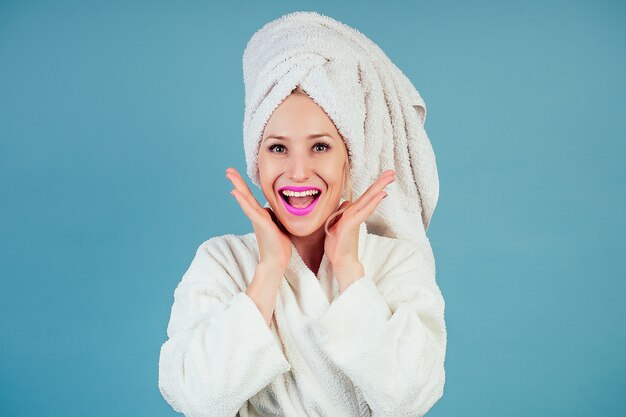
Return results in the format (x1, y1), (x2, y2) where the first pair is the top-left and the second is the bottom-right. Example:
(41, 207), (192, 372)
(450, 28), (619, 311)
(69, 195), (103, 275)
(287, 154), (313, 181)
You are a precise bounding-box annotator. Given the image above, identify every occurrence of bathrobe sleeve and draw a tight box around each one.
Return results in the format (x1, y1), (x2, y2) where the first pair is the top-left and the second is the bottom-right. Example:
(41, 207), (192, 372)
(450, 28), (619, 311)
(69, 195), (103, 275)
(158, 237), (292, 417)
(311, 239), (447, 417)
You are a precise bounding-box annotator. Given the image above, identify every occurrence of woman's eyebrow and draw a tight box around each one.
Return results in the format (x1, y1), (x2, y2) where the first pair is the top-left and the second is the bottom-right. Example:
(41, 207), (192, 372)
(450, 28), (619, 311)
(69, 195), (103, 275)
(263, 133), (335, 142)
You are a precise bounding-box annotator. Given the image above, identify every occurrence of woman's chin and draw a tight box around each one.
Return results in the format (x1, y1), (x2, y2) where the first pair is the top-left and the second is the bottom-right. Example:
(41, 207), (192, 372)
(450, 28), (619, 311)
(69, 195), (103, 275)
(282, 215), (331, 238)
(281, 220), (315, 237)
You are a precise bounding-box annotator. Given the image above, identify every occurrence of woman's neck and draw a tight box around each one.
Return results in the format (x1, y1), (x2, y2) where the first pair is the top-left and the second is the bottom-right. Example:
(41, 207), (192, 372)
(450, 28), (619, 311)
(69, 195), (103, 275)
(289, 225), (326, 276)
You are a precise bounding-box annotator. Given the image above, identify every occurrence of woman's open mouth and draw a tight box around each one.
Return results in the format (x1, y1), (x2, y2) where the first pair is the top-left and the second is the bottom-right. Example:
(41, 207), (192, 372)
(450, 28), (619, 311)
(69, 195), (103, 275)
(278, 188), (322, 216)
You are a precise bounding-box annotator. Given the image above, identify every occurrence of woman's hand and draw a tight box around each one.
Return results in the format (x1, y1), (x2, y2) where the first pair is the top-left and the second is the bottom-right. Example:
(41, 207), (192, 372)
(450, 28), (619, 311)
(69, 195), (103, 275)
(324, 169), (395, 291)
(226, 167), (293, 271)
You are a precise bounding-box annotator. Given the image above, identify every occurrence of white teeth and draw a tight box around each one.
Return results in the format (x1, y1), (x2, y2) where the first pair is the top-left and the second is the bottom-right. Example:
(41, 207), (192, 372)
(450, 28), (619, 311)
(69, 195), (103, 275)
(281, 189), (320, 197)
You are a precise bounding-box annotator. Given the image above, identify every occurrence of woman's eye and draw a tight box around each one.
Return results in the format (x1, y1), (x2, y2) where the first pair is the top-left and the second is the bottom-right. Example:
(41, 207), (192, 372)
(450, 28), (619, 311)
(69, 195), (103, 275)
(268, 144), (286, 153)
(314, 142), (330, 152)
(268, 142), (330, 153)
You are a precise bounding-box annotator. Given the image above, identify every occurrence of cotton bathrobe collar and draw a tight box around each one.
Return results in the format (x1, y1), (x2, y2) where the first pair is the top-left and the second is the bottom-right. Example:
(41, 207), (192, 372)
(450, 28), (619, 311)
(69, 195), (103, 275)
(263, 220), (369, 320)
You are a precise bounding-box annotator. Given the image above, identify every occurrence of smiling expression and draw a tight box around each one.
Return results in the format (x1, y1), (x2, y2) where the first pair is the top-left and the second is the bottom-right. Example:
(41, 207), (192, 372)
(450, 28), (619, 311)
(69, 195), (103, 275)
(258, 91), (349, 237)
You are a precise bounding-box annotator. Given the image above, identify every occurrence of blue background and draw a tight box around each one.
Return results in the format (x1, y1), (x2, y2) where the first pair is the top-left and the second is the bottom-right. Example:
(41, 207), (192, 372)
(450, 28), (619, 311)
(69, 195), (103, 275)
(1, 0), (624, 416)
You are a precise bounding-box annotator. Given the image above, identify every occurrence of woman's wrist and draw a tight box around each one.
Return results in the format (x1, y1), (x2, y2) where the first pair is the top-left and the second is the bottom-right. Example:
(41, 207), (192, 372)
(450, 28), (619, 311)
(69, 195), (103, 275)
(257, 260), (288, 278)
(333, 261), (365, 293)
(246, 262), (285, 327)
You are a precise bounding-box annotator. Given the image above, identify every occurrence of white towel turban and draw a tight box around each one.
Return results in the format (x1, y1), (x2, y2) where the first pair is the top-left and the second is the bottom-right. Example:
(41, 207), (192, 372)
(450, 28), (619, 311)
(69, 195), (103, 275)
(242, 11), (439, 241)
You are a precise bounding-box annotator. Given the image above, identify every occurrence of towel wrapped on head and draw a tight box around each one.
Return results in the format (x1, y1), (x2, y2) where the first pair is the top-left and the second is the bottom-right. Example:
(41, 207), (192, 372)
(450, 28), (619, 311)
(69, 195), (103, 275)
(242, 11), (439, 242)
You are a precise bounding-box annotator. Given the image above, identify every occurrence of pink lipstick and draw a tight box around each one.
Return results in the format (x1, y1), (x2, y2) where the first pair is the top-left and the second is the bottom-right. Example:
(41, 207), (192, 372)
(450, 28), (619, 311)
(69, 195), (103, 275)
(277, 186), (322, 216)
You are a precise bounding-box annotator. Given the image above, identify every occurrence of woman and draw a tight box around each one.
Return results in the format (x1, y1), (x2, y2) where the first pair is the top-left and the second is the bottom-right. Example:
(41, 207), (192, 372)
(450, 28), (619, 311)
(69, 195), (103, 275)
(159, 11), (446, 417)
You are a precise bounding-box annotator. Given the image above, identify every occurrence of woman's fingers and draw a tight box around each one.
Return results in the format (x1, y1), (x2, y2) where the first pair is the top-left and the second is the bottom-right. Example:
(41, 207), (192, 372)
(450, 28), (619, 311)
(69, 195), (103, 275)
(230, 189), (256, 219)
(226, 168), (261, 210)
(264, 207), (288, 233)
(351, 169), (395, 213)
(226, 167), (265, 221)
(357, 190), (387, 222)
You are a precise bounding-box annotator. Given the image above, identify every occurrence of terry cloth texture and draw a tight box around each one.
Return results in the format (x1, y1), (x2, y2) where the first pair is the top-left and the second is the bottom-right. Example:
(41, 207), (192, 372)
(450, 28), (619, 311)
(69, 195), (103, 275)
(242, 11), (440, 240)
(158, 221), (447, 416)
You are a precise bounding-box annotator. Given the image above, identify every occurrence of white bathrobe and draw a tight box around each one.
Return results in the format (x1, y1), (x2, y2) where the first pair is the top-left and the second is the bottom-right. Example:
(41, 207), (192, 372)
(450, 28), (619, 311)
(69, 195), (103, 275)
(158, 221), (447, 417)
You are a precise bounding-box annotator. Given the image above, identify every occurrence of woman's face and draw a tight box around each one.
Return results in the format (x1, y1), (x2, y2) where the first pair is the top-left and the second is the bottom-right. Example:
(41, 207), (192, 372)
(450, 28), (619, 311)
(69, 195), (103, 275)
(258, 92), (348, 238)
